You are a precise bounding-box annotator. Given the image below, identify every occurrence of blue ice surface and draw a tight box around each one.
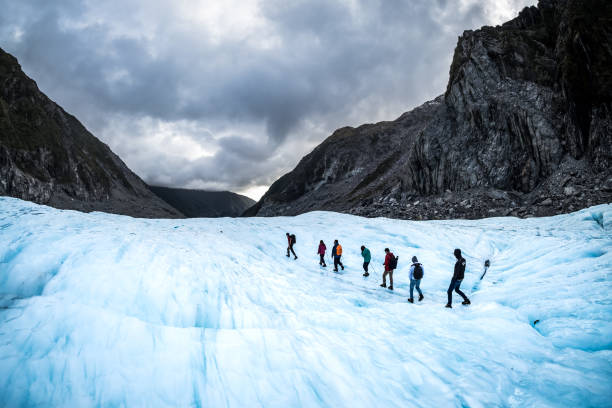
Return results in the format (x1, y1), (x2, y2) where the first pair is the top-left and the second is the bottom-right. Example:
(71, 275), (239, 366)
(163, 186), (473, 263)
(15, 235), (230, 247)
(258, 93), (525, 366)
(0, 196), (611, 407)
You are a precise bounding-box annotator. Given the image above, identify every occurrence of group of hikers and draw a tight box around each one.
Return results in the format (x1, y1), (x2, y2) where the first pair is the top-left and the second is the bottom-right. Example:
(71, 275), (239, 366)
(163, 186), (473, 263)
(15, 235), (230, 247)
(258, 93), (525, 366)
(286, 233), (471, 308)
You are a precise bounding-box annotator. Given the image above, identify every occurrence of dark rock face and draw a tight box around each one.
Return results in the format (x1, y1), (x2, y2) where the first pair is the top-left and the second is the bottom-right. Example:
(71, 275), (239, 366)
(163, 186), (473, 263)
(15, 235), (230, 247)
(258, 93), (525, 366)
(246, 0), (611, 219)
(0, 48), (183, 218)
(150, 186), (255, 218)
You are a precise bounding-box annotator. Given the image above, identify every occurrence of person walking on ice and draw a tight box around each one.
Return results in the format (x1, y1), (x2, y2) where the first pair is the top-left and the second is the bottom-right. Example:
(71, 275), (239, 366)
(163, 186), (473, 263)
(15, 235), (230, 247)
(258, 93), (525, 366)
(318, 240), (327, 267)
(408, 256), (424, 303)
(332, 240), (344, 272)
(380, 248), (396, 290)
(361, 245), (371, 277)
(445, 248), (470, 308)
(286, 232), (297, 260)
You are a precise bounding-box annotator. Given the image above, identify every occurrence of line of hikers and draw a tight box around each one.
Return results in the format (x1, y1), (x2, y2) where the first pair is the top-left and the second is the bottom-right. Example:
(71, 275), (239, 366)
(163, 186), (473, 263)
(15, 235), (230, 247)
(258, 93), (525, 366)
(287, 233), (471, 308)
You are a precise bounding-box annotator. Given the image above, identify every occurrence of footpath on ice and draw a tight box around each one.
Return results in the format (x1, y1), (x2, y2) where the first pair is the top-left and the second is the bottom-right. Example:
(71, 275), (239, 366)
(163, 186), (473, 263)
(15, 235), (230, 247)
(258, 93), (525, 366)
(0, 196), (611, 407)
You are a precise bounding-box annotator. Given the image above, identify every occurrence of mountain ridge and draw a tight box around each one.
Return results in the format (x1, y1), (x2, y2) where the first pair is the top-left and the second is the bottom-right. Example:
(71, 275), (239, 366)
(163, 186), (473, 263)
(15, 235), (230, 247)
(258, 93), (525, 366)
(0, 47), (184, 218)
(150, 186), (255, 218)
(245, 0), (612, 219)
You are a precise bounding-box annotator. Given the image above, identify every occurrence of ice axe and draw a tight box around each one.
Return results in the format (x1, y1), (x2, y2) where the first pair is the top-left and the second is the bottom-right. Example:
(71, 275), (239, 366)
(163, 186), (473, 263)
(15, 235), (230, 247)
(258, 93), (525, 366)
(480, 259), (491, 280)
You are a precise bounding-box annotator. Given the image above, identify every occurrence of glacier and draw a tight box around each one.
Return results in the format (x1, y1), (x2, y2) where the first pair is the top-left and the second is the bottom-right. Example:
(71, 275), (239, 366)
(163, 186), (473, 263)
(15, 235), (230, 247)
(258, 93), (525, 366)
(0, 196), (611, 407)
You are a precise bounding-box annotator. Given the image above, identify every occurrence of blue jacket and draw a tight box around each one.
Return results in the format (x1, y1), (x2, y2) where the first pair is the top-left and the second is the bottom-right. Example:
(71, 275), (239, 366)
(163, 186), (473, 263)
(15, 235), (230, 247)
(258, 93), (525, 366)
(361, 248), (371, 263)
(409, 263), (425, 280)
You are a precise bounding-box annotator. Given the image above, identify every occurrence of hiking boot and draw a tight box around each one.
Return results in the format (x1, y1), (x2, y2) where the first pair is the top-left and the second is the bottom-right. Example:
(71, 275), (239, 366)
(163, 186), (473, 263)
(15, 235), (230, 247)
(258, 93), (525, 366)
(322, 264), (327, 267)
(407, 298), (414, 303)
(363, 272), (369, 277)
(445, 304), (452, 308)
(418, 294), (424, 302)
(388, 286), (393, 291)
(334, 269), (338, 272)
(380, 283), (386, 288)
(294, 256), (298, 260)
(462, 299), (471, 305)
(341, 265), (344, 270)
(286, 254), (290, 257)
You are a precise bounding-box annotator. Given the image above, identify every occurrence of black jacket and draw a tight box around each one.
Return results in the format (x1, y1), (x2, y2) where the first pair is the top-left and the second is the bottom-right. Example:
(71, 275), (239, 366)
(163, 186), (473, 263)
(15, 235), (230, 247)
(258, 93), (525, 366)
(453, 257), (466, 280)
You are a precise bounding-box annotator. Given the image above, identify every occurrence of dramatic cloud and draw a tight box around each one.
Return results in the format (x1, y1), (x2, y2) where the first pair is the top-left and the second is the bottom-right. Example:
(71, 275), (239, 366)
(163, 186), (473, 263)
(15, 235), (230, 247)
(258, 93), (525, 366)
(0, 0), (536, 199)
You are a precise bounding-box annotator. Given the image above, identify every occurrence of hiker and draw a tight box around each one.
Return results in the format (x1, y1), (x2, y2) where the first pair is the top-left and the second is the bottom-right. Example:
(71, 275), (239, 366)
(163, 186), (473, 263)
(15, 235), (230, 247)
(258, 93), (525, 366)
(286, 232), (297, 260)
(408, 256), (424, 303)
(318, 240), (327, 267)
(380, 248), (395, 290)
(332, 240), (344, 272)
(445, 248), (470, 308)
(361, 245), (371, 277)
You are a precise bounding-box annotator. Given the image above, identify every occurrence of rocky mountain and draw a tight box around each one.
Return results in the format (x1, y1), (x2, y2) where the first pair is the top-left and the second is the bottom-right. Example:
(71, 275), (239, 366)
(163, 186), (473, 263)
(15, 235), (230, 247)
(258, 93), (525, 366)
(150, 186), (255, 217)
(245, 0), (612, 220)
(0, 48), (183, 218)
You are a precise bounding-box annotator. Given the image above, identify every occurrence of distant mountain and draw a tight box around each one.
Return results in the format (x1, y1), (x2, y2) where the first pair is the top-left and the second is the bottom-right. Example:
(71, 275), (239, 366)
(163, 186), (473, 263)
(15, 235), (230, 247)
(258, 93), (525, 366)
(150, 186), (255, 217)
(0, 47), (183, 218)
(245, 0), (612, 219)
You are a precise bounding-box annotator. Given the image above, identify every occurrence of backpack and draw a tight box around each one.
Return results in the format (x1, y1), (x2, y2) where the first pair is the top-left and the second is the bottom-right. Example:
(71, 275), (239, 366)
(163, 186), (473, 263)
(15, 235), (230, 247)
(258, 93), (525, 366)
(389, 255), (398, 270)
(290, 234), (296, 244)
(413, 263), (423, 280)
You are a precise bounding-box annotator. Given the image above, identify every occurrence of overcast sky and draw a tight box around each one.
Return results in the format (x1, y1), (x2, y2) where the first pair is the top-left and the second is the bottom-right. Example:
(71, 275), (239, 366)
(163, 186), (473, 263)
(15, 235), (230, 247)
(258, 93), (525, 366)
(0, 0), (535, 200)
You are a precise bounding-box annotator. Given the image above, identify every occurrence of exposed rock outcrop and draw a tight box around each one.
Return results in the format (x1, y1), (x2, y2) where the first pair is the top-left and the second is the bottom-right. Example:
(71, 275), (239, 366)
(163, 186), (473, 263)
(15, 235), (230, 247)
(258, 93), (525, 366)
(0, 48), (183, 218)
(245, 0), (612, 219)
(150, 186), (255, 218)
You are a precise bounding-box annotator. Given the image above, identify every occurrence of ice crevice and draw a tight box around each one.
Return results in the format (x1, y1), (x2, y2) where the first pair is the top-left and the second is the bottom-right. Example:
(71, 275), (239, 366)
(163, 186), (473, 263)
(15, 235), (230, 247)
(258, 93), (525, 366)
(0, 197), (611, 407)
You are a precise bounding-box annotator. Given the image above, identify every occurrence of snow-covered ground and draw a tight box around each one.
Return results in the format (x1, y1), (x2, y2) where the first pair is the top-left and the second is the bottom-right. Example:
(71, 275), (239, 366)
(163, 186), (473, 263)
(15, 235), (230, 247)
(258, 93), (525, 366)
(0, 197), (611, 407)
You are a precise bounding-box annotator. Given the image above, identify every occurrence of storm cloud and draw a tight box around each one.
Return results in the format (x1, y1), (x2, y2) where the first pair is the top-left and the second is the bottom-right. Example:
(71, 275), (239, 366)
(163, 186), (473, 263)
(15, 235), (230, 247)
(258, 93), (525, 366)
(0, 0), (535, 199)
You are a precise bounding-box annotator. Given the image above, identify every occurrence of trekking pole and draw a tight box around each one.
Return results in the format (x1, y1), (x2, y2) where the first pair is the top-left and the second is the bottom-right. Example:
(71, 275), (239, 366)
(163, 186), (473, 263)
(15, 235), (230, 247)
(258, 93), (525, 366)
(480, 259), (491, 280)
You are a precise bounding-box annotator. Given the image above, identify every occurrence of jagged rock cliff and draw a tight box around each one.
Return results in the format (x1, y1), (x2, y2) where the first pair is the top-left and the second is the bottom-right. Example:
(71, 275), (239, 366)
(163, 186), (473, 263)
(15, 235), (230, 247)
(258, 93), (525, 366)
(150, 186), (255, 217)
(0, 48), (183, 218)
(246, 0), (612, 219)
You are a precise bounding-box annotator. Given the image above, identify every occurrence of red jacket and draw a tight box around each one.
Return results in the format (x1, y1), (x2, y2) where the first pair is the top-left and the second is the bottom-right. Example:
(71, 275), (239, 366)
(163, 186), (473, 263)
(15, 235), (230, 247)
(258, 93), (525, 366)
(384, 252), (395, 271)
(318, 243), (326, 255)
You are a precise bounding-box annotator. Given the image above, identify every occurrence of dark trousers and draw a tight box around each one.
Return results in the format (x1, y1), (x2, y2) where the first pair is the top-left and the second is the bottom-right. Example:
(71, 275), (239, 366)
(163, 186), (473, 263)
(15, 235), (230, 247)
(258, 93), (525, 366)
(287, 245), (296, 257)
(334, 255), (343, 270)
(447, 279), (468, 305)
(319, 254), (326, 266)
(363, 262), (369, 272)
(382, 270), (393, 287)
